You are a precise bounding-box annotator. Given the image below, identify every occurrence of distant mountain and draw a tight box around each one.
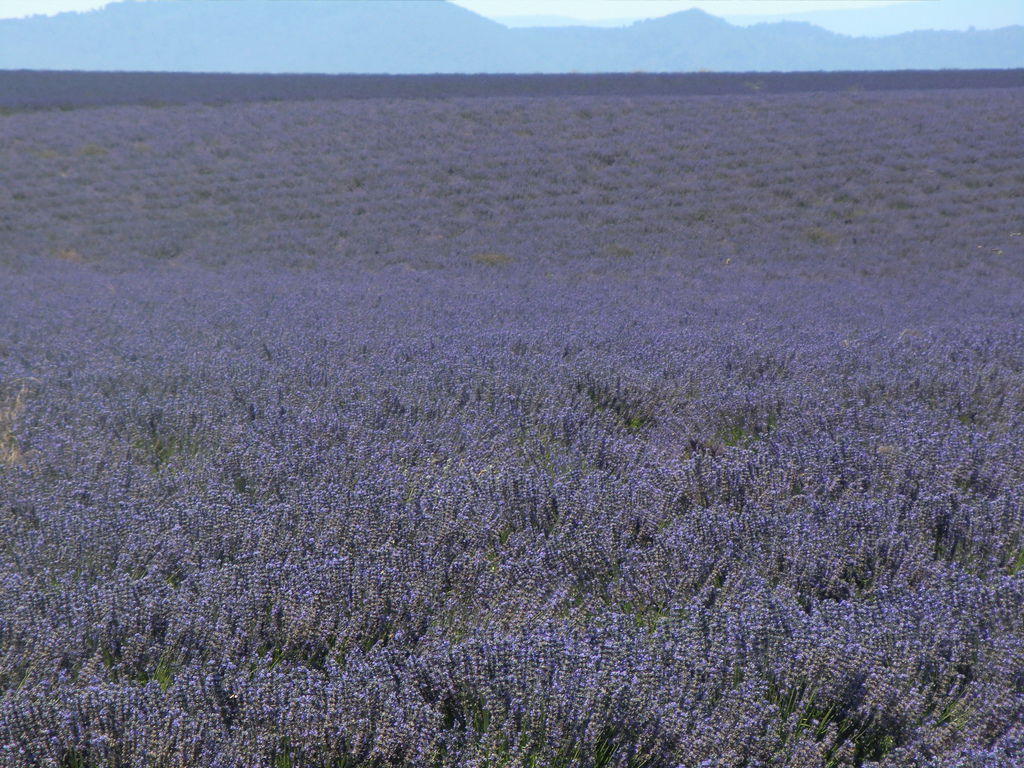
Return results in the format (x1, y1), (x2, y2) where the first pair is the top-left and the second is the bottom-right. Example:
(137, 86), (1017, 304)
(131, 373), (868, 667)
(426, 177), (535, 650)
(494, 15), (634, 29)
(1, 0), (1022, 73)
(0, 0), (520, 73)
(726, 0), (1023, 38)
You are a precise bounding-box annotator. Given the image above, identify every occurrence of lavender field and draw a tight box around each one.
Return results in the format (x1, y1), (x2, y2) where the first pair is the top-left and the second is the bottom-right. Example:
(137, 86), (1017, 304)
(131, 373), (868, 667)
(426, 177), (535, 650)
(1, 84), (1023, 767)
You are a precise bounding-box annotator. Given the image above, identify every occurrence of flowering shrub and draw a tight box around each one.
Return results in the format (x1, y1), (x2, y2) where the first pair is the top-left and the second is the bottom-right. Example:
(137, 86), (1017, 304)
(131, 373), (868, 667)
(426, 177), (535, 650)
(0, 84), (1022, 767)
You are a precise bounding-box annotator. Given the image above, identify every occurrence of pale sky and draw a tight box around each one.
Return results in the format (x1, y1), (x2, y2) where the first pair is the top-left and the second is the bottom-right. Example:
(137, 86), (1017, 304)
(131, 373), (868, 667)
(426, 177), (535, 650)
(0, 0), (915, 21)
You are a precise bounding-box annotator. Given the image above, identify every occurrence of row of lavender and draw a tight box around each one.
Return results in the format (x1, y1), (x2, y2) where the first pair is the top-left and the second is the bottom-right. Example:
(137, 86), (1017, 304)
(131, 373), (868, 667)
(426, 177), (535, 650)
(2, 70), (1021, 111)
(1, 87), (1022, 766)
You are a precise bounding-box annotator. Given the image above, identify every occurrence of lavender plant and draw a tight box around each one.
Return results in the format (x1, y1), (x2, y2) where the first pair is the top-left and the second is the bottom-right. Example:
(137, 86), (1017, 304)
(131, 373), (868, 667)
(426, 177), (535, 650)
(0, 82), (1022, 767)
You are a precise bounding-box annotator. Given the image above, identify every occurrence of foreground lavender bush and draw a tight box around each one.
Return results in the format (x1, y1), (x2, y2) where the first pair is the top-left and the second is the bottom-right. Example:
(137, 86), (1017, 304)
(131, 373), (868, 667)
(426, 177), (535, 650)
(0, 86), (1022, 767)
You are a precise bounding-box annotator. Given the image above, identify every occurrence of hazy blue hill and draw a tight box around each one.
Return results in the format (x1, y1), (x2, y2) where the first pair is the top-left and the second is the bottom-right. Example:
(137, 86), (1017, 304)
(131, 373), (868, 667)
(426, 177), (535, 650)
(856, 26), (1024, 70)
(0, 0), (1022, 73)
(513, 10), (1024, 73)
(0, 0), (520, 73)
(727, 0), (1023, 38)
(495, 15), (633, 29)
(616, 10), (742, 71)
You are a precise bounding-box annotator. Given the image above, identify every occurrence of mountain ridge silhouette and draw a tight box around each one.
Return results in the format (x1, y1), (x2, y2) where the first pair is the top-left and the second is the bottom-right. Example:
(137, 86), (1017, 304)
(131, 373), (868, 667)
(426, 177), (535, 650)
(2, 0), (1022, 73)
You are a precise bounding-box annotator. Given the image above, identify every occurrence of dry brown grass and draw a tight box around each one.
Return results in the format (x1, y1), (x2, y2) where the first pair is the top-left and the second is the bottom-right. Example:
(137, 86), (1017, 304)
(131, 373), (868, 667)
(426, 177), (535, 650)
(603, 244), (635, 259)
(55, 247), (84, 263)
(79, 143), (108, 157)
(472, 252), (514, 267)
(0, 383), (30, 466)
(804, 226), (840, 246)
